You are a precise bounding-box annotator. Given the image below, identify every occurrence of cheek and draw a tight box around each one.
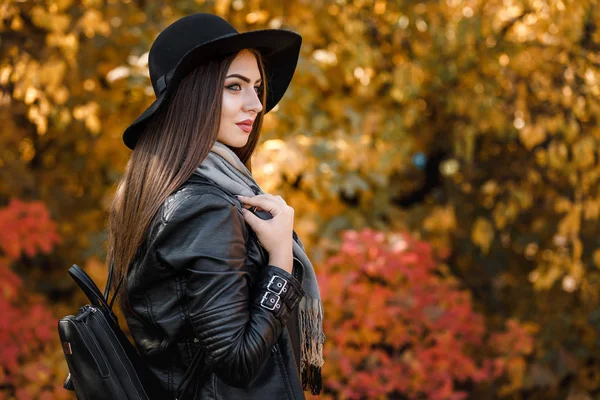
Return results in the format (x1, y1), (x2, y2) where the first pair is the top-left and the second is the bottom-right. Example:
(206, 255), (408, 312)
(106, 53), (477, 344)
(221, 93), (239, 121)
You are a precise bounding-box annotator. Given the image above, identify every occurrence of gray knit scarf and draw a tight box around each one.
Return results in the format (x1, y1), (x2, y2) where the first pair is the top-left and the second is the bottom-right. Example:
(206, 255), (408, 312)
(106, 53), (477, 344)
(194, 141), (325, 394)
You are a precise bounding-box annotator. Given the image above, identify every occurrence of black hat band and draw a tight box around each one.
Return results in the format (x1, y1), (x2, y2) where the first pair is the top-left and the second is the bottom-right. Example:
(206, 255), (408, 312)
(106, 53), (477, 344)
(155, 70), (174, 96)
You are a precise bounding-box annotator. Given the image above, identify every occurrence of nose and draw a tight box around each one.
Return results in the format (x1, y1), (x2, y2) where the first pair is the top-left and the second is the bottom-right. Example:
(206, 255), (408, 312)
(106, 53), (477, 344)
(242, 88), (263, 115)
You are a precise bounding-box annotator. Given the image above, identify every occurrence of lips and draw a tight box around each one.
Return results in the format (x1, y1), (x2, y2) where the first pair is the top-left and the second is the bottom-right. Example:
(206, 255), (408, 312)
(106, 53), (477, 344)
(235, 121), (253, 133)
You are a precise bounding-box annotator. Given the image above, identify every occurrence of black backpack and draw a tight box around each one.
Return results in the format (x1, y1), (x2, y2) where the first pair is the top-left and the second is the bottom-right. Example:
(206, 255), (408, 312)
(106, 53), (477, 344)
(58, 264), (205, 399)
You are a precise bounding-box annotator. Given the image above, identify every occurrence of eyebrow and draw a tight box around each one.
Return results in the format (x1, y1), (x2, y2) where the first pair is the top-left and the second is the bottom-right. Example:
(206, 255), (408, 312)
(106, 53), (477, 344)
(226, 74), (262, 84)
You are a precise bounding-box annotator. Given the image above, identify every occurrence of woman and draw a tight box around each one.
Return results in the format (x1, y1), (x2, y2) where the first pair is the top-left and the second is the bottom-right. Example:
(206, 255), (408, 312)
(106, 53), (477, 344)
(106, 13), (324, 400)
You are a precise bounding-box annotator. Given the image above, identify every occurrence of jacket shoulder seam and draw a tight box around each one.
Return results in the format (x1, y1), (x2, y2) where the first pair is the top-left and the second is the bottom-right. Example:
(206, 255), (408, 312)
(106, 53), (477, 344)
(160, 190), (203, 225)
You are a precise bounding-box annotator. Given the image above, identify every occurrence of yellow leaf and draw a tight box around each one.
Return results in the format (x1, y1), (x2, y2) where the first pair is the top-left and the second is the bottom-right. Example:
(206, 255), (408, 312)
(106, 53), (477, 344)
(534, 263), (564, 291)
(572, 238), (583, 261)
(593, 249), (600, 269)
(519, 124), (546, 151)
(472, 217), (494, 254)
(423, 205), (456, 233)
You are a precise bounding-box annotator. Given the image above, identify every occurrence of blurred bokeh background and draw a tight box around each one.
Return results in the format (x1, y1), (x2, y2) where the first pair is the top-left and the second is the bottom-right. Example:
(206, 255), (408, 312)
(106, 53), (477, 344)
(2, 0), (600, 398)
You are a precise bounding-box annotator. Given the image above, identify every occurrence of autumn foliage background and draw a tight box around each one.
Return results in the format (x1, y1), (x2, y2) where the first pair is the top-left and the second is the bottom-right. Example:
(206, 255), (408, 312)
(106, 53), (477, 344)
(2, 0), (600, 398)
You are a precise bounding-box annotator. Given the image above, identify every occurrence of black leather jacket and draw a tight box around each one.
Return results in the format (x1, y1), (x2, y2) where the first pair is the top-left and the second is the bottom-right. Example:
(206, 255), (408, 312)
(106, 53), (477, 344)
(123, 174), (307, 399)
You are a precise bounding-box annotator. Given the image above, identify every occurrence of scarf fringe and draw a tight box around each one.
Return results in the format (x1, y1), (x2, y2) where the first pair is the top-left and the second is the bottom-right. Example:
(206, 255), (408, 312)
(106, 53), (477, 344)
(302, 365), (323, 395)
(299, 296), (325, 395)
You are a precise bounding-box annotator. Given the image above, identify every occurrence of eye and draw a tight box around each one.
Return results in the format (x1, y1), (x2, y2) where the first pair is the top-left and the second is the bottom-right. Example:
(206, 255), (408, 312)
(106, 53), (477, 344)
(226, 83), (242, 91)
(254, 85), (263, 94)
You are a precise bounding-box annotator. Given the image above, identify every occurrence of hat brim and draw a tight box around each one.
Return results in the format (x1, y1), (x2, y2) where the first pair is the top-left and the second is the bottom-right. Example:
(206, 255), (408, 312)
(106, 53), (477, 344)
(122, 29), (301, 149)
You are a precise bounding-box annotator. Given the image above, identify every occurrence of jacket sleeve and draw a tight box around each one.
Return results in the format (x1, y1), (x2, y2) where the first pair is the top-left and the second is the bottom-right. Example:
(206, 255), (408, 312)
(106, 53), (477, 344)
(154, 193), (304, 387)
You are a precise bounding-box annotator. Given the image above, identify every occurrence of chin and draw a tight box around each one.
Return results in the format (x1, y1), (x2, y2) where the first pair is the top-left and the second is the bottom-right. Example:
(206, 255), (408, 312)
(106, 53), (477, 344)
(219, 133), (250, 148)
(228, 137), (249, 148)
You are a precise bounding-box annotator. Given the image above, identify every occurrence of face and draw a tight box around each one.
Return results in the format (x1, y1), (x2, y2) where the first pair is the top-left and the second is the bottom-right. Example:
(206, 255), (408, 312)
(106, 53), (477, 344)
(217, 49), (264, 148)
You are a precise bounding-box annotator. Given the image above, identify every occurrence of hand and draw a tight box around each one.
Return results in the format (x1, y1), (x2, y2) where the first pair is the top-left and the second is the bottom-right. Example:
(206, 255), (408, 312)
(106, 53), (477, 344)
(237, 193), (294, 273)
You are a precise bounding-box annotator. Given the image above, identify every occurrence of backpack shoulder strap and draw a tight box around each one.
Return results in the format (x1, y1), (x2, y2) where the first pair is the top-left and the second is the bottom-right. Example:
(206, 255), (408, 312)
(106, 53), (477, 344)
(68, 265), (111, 310)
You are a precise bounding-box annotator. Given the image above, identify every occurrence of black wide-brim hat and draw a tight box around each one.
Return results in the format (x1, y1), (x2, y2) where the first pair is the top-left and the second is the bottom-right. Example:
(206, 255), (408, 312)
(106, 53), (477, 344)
(122, 13), (302, 149)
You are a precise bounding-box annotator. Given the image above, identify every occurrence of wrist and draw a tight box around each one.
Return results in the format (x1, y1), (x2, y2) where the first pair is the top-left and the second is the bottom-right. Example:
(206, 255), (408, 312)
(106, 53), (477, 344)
(268, 251), (293, 274)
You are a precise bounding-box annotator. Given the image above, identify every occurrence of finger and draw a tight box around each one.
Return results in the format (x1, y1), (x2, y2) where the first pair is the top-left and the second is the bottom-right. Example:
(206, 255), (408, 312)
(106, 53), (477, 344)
(261, 193), (286, 206)
(239, 193), (277, 202)
(242, 204), (262, 211)
(240, 208), (263, 229)
(237, 195), (281, 213)
(274, 195), (287, 206)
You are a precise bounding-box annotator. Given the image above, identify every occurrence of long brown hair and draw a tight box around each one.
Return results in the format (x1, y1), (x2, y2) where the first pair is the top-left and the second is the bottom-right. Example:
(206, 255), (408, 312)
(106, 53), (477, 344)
(107, 49), (267, 308)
